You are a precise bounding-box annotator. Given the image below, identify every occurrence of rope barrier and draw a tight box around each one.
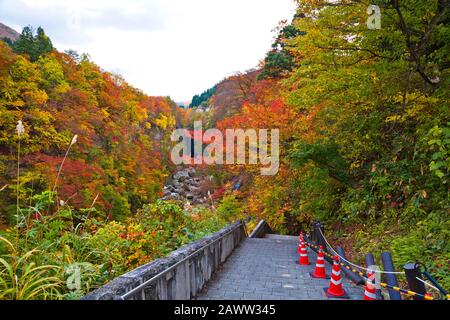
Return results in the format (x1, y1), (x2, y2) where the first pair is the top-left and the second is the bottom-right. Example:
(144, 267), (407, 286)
(317, 228), (405, 275)
(416, 276), (443, 300)
(303, 241), (435, 300)
(312, 228), (450, 300)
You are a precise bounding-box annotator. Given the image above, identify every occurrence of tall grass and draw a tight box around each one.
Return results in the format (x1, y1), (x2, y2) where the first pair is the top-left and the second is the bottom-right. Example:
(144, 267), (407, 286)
(0, 236), (63, 300)
(0, 124), (79, 300)
(53, 134), (78, 193)
(15, 121), (24, 244)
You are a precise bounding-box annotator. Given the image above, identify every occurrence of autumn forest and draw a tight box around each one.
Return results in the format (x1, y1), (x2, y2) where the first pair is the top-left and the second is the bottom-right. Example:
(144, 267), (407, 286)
(0, 0), (449, 300)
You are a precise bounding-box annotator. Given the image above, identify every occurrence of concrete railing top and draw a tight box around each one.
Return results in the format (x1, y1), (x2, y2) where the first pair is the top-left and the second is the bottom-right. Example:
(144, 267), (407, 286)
(249, 220), (272, 238)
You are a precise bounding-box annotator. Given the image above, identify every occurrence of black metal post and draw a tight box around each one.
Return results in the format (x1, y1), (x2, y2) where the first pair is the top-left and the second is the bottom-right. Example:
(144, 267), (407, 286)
(316, 221), (327, 252)
(381, 252), (402, 300)
(310, 221), (318, 245)
(336, 246), (365, 285)
(404, 263), (427, 300)
(365, 253), (376, 269)
(365, 253), (383, 300)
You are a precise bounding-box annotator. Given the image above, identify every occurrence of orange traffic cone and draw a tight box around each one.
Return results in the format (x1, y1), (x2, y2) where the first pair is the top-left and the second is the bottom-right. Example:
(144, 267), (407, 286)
(297, 232), (304, 253)
(310, 246), (329, 279)
(363, 271), (377, 300)
(298, 241), (311, 265)
(324, 255), (348, 298)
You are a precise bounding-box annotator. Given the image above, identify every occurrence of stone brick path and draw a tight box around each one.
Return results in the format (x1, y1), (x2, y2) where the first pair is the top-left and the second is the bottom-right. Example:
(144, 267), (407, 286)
(196, 235), (364, 300)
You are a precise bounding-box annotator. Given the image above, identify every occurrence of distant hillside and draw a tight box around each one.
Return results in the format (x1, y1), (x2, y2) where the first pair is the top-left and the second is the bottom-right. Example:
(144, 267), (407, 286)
(176, 101), (191, 108)
(0, 25), (187, 222)
(189, 85), (217, 108)
(0, 22), (19, 41)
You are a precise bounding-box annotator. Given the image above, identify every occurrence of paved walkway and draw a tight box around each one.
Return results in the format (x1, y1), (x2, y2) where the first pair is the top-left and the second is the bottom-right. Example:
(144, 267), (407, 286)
(196, 235), (364, 300)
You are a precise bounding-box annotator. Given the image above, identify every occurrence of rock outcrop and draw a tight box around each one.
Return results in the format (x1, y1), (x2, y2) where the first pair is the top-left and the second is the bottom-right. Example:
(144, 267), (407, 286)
(162, 167), (214, 205)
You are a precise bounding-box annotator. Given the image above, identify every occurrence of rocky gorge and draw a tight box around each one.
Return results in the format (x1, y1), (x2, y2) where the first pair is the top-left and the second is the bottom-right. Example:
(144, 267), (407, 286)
(161, 167), (215, 206)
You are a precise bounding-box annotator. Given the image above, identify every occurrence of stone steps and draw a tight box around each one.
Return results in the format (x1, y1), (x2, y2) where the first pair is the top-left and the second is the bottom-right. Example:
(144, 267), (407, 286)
(196, 236), (365, 300)
(264, 234), (299, 241)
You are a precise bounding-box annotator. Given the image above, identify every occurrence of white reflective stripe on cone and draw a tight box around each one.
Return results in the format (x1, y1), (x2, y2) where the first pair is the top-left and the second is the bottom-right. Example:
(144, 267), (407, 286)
(332, 269), (340, 276)
(316, 264), (325, 268)
(367, 285), (376, 290)
(331, 278), (342, 286)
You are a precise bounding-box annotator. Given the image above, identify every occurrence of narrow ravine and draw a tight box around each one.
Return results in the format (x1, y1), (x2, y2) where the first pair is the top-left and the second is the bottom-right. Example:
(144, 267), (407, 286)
(162, 166), (215, 206)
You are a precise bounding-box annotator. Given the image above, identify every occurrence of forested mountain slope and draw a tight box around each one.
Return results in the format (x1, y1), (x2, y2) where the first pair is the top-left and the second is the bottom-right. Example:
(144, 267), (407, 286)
(0, 22), (19, 42)
(0, 0), (448, 299)
(0, 26), (229, 299)
(0, 26), (186, 224)
(196, 0), (450, 288)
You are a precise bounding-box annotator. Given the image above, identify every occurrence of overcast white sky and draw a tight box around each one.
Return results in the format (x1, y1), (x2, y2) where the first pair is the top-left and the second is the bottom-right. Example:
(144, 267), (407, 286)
(0, 0), (296, 101)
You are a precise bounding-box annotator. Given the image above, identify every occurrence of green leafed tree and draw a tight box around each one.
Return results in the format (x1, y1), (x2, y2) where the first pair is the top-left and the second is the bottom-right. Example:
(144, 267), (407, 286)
(189, 85), (217, 108)
(258, 19), (306, 80)
(13, 26), (53, 62)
